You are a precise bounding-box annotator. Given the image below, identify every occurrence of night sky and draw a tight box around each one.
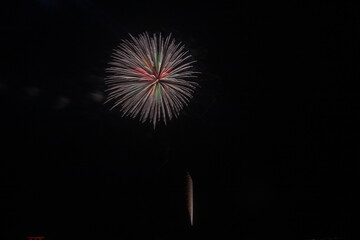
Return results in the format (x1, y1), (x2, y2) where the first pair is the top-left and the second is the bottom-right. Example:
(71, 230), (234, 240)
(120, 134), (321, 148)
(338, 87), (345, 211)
(1, 1), (358, 240)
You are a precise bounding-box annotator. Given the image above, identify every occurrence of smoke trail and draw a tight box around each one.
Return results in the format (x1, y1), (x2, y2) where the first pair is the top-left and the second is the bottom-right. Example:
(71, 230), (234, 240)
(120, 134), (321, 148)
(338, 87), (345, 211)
(185, 171), (193, 226)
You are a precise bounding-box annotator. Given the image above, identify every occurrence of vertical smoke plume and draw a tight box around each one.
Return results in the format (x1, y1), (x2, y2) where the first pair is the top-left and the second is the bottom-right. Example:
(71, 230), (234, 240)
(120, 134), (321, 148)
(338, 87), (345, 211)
(185, 171), (193, 226)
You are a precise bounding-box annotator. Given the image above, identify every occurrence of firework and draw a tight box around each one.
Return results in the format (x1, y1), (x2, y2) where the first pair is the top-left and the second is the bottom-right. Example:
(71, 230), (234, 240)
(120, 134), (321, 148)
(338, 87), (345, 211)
(105, 32), (199, 128)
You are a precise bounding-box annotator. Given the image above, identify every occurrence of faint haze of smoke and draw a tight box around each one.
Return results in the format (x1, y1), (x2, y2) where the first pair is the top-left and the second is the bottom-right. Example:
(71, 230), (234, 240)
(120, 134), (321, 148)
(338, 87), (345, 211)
(105, 32), (199, 128)
(26, 86), (41, 97)
(185, 171), (194, 226)
(54, 96), (70, 109)
(89, 91), (104, 103)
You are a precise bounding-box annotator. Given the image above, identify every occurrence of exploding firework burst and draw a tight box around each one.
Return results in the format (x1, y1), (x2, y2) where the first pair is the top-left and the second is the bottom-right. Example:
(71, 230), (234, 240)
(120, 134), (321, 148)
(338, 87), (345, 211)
(105, 32), (199, 128)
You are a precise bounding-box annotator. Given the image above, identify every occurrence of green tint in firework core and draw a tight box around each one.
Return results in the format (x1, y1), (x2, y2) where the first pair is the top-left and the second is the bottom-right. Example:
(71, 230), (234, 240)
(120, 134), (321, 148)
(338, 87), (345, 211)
(157, 83), (162, 99)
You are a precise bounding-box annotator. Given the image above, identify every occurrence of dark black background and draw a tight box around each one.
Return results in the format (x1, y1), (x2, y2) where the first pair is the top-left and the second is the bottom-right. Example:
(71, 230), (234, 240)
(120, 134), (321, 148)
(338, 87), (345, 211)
(1, 1), (358, 239)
